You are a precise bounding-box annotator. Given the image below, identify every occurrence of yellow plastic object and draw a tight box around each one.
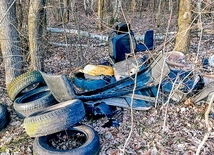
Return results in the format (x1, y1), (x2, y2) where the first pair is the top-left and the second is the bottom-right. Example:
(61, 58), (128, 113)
(79, 64), (114, 76)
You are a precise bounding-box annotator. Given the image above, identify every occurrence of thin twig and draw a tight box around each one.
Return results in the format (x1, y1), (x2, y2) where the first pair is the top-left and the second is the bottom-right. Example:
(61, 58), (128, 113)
(120, 1), (139, 154)
(196, 93), (214, 155)
(155, 1), (173, 108)
(0, 0), (16, 25)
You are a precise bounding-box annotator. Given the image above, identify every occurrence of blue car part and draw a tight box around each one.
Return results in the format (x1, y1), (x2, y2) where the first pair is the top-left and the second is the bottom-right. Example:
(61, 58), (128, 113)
(73, 72), (107, 91)
(124, 86), (158, 110)
(161, 69), (204, 97)
(40, 67), (151, 102)
(136, 30), (154, 52)
(40, 52), (169, 102)
(108, 22), (154, 63)
(112, 30), (136, 62)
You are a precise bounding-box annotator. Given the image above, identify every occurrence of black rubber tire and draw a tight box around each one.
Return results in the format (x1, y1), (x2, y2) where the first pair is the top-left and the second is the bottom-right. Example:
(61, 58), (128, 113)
(24, 99), (85, 137)
(33, 125), (100, 155)
(0, 104), (9, 131)
(14, 86), (58, 118)
(7, 70), (46, 101)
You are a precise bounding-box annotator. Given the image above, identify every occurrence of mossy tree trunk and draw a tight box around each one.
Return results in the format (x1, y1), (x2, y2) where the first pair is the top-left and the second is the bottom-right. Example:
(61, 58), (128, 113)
(0, 0), (23, 86)
(174, 0), (192, 54)
(28, 0), (46, 71)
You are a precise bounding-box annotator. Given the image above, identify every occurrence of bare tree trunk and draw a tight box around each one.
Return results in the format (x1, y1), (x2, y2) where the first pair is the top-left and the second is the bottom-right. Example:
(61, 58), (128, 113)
(149, 0), (155, 24)
(103, 0), (109, 26)
(59, 0), (69, 22)
(0, 0), (23, 86)
(156, 0), (162, 27)
(131, 0), (136, 13)
(84, 0), (94, 16)
(98, 0), (104, 31)
(73, 0), (83, 65)
(16, 0), (23, 32)
(28, 0), (46, 71)
(70, 0), (76, 21)
(174, 0), (192, 54)
(139, 0), (143, 18)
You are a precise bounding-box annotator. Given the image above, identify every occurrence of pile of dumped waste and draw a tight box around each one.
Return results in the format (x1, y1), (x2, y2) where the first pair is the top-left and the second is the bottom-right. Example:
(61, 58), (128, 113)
(0, 22), (214, 154)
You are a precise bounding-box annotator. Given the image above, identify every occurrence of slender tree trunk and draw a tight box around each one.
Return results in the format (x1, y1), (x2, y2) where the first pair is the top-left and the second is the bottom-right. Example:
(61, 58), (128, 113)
(139, 0), (143, 18)
(28, 0), (46, 70)
(70, 0), (76, 21)
(174, 0), (192, 54)
(98, 0), (104, 31)
(73, 0), (83, 65)
(111, 0), (121, 24)
(0, 0), (23, 86)
(16, 0), (23, 32)
(156, 0), (162, 27)
(60, 0), (69, 22)
(103, 0), (109, 26)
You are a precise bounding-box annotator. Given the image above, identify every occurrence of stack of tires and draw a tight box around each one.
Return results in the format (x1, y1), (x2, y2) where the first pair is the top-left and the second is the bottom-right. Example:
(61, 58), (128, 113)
(7, 70), (100, 155)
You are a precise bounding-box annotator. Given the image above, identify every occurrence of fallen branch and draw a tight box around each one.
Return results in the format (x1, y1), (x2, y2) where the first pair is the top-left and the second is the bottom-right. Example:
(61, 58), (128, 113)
(196, 93), (214, 155)
(49, 42), (106, 47)
(47, 27), (175, 42)
(47, 27), (108, 41)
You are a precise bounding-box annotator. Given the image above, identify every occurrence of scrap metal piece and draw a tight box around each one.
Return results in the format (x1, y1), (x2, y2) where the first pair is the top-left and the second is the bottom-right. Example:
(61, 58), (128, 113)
(113, 56), (148, 81)
(40, 71), (76, 102)
(149, 52), (170, 85)
(209, 55), (214, 67)
(192, 82), (214, 104)
(85, 97), (154, 111)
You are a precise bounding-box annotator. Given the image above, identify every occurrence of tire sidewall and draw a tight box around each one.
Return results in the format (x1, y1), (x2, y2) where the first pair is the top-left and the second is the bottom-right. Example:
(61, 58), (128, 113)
(33, 125), (100, 155)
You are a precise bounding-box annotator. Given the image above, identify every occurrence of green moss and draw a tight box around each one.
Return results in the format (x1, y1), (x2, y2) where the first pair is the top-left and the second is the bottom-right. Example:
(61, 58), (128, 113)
(0, 145), (7, 152)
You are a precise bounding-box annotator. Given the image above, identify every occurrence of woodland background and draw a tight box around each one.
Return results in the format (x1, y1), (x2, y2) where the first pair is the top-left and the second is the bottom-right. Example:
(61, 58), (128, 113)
(0, 0), (214, 154)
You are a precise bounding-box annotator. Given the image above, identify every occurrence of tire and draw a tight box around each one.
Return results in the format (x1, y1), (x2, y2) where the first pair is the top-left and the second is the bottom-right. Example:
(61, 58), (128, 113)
(7, 70), (46, 101)
(0, 104), (9, 131)
(33, 125), (100, 155)
(14, 86), (58, 118)
(24, 99), (85, 137)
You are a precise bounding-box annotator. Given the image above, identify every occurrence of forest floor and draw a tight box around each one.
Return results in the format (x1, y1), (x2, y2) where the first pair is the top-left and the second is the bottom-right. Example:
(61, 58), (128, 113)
(1, 7), (214, 155)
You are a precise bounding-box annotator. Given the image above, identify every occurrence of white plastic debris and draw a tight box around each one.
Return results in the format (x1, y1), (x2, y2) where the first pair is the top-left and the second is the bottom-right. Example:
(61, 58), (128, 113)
(209, 55), (214, 67)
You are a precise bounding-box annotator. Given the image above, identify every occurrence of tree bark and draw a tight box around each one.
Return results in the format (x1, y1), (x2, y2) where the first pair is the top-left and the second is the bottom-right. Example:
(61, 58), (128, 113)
(0, 0), (23, 86)
(98, 0), (104, 31)
(174, 0), (192, 54)
(28, 0), (46, 70)
(111, 0), (121, 24)
(16, 0), (23, 32)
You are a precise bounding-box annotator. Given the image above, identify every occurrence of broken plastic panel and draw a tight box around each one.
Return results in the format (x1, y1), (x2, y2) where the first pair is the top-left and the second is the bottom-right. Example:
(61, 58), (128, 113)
(209, 55), (214, 67)
(192, 82), (214, 104)
(202, 54), (214, 72)
(112, 30), (136, 62)
(113, 56), (149, 81)
(135, 30), (154, 52)
(161, 69), (204, 102)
